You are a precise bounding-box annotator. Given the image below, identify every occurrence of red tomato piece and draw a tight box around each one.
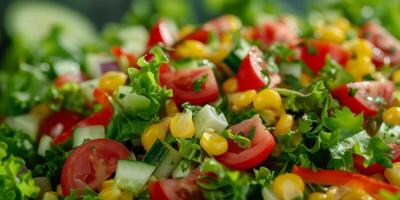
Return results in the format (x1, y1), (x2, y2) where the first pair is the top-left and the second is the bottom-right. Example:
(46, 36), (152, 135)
(252, 20), (298, 47)
(292, 165), (399, 195)
(216, 115), (275, 170)
(55, 72), (86, 88)
(354, 144), (400, 175)
(361, 22), (400, 67)
(147, 20), (176, 48)
(300, 40), (350, 74)
(53, 89), (114, 144)
(160, 67), (219, 105)
(61, 139), (130, 195)
(111, 47), (136, 67)
(149, 176), (203, 200)
(40, 110), (82, 139)
(331, 81), (394, 117)
(237, 46), (279, 91)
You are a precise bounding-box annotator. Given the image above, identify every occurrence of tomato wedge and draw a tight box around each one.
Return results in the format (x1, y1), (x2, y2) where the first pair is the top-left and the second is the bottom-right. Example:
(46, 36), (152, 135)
(149, 175), (203, 200)
(40, 110), (82, 139)
(361, 22), (400, 67)
(53, 89), (114, 144)
(111, 47), (136, 67)
(55, 72), (86, 88)
(252, 20), (297, 47)
(182, 15), (241, 43)
(237, 46), (280, 91)
(160, 66), (219, 105)
(216, 115), (275, 170)
(300, 40), (350, 74)
(292, 165), (399, 195)
(331, 81), (394, 117)
(354, 144), (400, 175)
(61, 139), (130, 195)
(147, 20), (176, 48)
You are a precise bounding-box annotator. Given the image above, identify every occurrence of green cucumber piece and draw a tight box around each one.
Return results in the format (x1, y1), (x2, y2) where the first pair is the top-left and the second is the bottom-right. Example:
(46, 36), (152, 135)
(5, 114), (40, 141)
(223, 38), (251, 73)
(280, 62), (302, 79)
(194, 105), (228, 138)
(38, 135), (53, 157)
(115, 86), (151, 114)
(73, 125), (105, 147)
(5, 1), (97, 48)
(115, 160), (155, 194)
(376, 123), (400, 143)
(53, 59), (81, 76)
(79, 79), (99, 102)
(143, 140), (182, 178)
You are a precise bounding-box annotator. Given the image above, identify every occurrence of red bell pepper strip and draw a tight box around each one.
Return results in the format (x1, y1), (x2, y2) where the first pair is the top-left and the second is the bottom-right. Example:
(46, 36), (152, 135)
(292, 165), (399, 195)
(53, 89), (114, 144)
(111, 47), (137, 67)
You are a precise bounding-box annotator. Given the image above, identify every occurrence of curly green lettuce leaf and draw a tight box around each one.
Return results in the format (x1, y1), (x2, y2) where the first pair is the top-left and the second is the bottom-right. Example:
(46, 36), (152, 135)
(0, 142), (40, 199)
(318, 56), (354, 89)
(62, 188), (100, 200)
(323, 107), (363, 139)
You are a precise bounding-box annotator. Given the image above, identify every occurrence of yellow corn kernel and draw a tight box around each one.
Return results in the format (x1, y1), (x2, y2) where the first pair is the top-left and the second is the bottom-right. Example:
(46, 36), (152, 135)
(56, 185), (62, 196)
(141, 123), (168, 151)
(352, 39), (373, 58)
(99, 186), (122, 200)
(99, 71), (128, 94)
(170, 111), (195, 138)
(179, 25), (195, 39)
(236, 90), (257, 107)
(253, 89), (282, 111)
(200, 131), (228, 156)
(292, 134), (303, 146)
(384, 162), (400, 187)
(370, 173), (386, 182)
(165, 99), (179, 116)
(383, 107), (400, 125)
(222, 77), (238, 93)
(300, 73), (312, 86)
(30, 103), (51, 120)
(341, 189), (374, 200)
(272, 173), (305, 200)
(278, 105), (286, 116)
(120, 190), (134, 200)
(175, 40), (208, 59)
(345, 56), (376, 81)
(100, 179), (115, 191)
(334, 17), (351, 32)
(316, 25), (345, 44)
(42, 192), (58, 200)
(260, 109), (278, 124)
(392, 70), (400, 83)
(307, 192), (327, 200)
(274, 114), (294, 136)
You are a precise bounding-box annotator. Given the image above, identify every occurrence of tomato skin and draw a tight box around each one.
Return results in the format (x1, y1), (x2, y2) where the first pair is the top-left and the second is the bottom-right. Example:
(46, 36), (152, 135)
(53, 89), (113, 144)
(252, 20), (297, 47)
(331, 81), (394, 117)
(55, 72), (86, 88)
(160, 67), (219, 105)
(216, 115), (275, 170)
(147, 20), (176, 48)
(61, 139), (130, 196)
(361, 22), (400, 67)
(237, 46), (278, 91)
(300, 40), (350, 74)
(354, 144), (400, 175)
(40, 110), (82, 139)
(292, 165), (399, 195)
(149, 178), (204, 200)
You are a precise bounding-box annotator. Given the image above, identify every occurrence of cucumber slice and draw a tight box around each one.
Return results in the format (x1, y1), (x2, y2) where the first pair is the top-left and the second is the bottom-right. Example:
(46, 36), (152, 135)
(5, 114), (40, 141)
(38, 135), (53, 157)
(73, 125), (105, 147)
(115, 160), (155, 194)
(143, 140), (182, 178)
(280, 62), (302, 79)
(115, 86), (151, 114)
(119, 26), (149, 56)
(194, 105), (229, 138)
(5, 1), (97, 48)
(376, 123), (400, 143)
(53, 59), (81, 76)
(223, 38), (251, 73)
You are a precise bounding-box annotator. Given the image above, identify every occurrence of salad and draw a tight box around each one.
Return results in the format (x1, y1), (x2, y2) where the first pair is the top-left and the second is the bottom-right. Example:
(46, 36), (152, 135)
(2, 1), (400, 200)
